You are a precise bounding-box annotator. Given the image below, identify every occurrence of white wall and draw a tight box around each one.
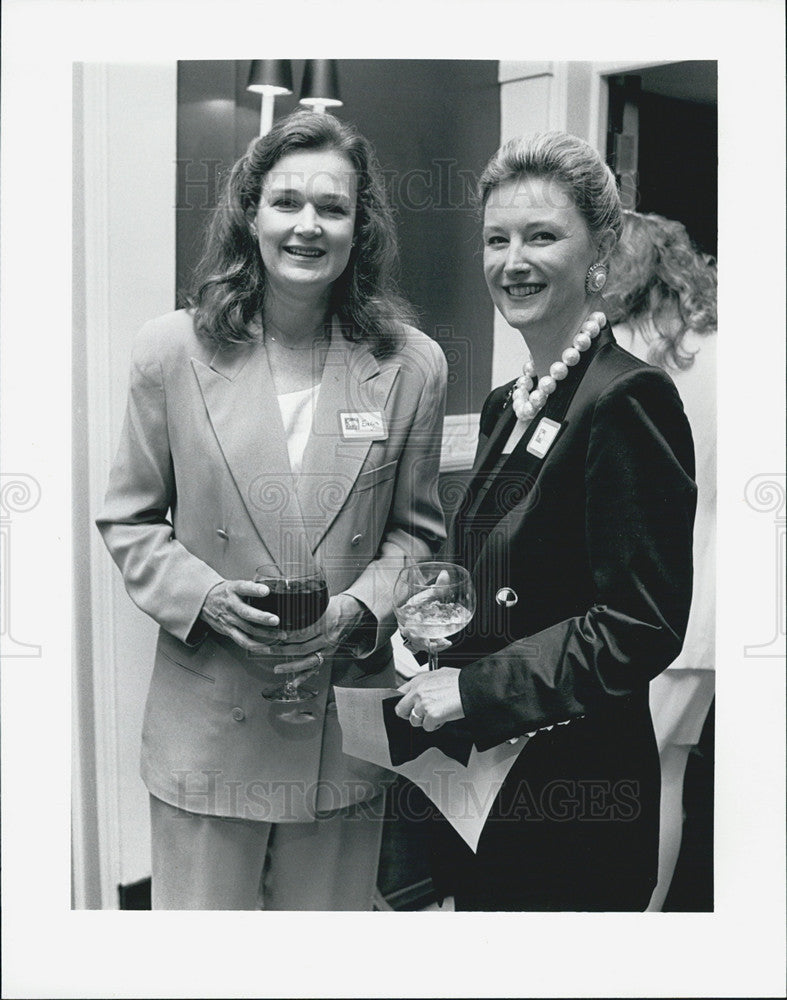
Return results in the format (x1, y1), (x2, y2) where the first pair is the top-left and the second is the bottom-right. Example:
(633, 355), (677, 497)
(492, 62), (570, 389)
(74, 61), (177, 906)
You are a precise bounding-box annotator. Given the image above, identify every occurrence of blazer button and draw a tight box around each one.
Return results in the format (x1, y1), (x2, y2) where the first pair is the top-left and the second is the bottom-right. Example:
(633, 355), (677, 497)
(351, 533), (363, 547)
(231, 707), (245, 722)
(216, 528), (229, 540)
(495, 587), (518, 608)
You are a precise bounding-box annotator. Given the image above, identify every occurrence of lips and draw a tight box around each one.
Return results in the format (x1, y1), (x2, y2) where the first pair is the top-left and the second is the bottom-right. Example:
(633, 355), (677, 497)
(284, 245), (326, 259)
(504, 283), (546, 298)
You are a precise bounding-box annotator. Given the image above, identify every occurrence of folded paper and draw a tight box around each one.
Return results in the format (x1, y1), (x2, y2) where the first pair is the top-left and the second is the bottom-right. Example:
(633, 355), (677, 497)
(334, 686), (528, 852)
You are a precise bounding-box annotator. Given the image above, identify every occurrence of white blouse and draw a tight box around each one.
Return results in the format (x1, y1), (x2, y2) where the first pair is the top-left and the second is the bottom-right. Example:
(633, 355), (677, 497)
(277, 383), (320, 476)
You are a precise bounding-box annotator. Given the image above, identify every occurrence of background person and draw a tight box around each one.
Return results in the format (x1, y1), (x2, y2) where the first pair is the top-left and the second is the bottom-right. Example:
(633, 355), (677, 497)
(97, 111), (447, 910)
(606, 209), (717, 910)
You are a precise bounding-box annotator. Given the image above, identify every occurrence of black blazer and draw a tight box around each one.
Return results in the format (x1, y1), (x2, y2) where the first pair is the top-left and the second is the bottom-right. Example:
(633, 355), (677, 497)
(434, 326), (697, 910)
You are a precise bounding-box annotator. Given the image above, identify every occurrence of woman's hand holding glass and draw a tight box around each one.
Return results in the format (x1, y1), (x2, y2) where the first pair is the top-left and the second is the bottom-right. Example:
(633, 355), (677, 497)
(200, 579), (284, 651)
(397, 567), (453, 656)
(393, 563), (475, 672)
(392, 562), (475, 730)
(264, 592), (376, 676)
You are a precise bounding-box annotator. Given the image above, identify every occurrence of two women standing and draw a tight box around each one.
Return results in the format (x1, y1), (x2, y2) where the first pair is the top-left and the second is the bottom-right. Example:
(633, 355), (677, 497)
(99, 116), (697, 912)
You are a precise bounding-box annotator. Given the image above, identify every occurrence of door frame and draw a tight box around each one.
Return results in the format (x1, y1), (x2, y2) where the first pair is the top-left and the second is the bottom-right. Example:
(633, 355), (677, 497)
(587, 61), (674, 153)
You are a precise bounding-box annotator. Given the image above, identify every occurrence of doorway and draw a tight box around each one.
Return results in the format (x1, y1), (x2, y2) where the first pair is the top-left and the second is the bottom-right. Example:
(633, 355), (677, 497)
(606, 60), (718, 257)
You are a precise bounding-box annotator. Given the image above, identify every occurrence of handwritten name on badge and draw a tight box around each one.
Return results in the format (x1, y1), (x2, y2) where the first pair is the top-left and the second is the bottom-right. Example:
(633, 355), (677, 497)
(526, 417), (561, 459)
(339, 411), (388, 441)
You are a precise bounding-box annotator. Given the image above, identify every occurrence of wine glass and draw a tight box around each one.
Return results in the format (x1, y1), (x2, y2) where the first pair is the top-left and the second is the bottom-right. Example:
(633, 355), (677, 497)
(393, 561), (475, 672)
(249, 562), (329, 702)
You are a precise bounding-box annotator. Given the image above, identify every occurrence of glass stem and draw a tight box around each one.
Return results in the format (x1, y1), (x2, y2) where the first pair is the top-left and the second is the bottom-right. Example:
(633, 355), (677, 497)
(428, 644), (439, 671)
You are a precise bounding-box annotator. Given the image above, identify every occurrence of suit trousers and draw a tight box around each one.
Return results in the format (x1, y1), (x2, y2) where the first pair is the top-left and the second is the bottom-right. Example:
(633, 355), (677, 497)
(149, 792), (385, 910)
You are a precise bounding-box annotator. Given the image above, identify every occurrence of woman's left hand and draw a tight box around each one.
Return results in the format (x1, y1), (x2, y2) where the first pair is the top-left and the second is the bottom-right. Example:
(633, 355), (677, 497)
(266, 593), (375, 677)
(395, 668), (465, 732)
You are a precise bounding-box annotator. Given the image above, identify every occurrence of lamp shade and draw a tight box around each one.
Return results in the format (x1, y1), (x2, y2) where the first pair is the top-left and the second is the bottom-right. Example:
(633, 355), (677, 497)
(247, 59), (293, 96)
(299, 59), (342, 107)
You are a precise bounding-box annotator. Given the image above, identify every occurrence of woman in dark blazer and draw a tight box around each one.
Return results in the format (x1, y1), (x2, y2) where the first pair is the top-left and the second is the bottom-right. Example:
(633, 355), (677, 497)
(396, 132), (696, 911)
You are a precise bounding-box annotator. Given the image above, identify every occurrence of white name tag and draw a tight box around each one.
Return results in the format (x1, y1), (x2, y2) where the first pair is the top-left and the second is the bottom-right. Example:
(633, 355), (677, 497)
(526, 417), (562, 459)
(339, 411), (388, 440)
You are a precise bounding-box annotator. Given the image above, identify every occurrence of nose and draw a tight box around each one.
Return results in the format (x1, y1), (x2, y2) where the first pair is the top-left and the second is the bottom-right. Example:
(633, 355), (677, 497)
(503, 240), (531, 276)
(294, 203), (322, 238)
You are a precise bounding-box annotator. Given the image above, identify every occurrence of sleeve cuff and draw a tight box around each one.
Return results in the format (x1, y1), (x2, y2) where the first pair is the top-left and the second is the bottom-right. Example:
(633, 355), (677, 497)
(338, 596), (379, 658)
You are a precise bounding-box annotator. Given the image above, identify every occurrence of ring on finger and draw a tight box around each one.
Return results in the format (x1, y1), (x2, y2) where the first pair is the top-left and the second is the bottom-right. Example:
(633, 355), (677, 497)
(313, 650), (324, 667)
(411, 709), (424, 723)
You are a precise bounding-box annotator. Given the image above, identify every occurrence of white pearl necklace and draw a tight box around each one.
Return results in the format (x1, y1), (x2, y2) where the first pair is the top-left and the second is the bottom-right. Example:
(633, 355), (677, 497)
(512, 311), (607, 423)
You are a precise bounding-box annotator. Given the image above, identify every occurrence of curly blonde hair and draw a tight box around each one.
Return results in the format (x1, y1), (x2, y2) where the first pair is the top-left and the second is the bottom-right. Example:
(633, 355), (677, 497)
(605, 211), (717, 371)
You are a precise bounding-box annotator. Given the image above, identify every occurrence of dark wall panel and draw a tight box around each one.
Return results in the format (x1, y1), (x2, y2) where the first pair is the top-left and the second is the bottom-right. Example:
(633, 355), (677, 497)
(176, 60), (500, 415)
(637, 92), (718, 258)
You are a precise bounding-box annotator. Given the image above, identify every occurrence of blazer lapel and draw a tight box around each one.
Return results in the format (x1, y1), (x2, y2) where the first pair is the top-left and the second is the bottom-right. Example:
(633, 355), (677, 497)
(451, 401), (516, 538)
(461, 326), (613, 536)
(296, 328), (400, 552)
(192, 340), (309, 566)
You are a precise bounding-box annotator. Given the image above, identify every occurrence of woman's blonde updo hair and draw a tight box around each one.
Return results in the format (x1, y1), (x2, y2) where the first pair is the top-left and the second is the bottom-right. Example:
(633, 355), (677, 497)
(477, 130), (623, 246)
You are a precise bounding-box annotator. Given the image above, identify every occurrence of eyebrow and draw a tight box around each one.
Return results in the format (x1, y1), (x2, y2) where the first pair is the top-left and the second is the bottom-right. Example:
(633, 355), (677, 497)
(266, 185), (300, 198)
(266, 185), (352, 207)
(483, 217), (564, 232)
(315, 193), (352, 206)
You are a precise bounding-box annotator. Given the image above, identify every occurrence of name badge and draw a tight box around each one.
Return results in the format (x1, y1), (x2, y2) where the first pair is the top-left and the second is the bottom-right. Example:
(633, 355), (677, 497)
(339, 411), (388, 440)
(526, 417), (561, 459)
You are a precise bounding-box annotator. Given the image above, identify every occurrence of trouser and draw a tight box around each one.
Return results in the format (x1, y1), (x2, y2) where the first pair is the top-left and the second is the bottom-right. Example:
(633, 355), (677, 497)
(647, 671), (715, 910)
(149, 792), (385, 910)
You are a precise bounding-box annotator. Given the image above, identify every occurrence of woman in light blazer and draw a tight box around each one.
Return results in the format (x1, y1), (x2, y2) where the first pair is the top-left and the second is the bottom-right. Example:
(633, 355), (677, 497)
(97, 111), (447, 910)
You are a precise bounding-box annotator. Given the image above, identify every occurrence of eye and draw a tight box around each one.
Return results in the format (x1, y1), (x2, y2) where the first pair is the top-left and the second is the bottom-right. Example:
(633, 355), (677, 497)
(272, 196), (298, 210)
(531, 230), (557, 243)
(319, 202), (349, 216)
(484, 234), (508, 247)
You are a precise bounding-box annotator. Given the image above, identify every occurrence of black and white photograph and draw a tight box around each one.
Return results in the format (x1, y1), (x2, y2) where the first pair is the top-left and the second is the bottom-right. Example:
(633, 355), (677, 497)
(1, 2), (785, 998)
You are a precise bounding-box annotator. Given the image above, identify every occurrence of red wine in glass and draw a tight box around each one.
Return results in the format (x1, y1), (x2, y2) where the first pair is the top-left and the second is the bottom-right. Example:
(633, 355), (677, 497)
(248, 563), (329, 702)
(246, 576), (329, 632)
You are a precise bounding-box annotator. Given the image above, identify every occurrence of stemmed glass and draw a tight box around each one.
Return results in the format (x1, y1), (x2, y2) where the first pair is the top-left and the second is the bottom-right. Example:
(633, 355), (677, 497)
(249, 562), (329, 702)
(393, 561), (476, 672)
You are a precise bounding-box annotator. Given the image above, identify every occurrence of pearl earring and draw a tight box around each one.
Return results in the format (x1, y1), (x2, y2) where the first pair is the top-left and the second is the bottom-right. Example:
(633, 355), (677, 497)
(585, 262), (608, 294)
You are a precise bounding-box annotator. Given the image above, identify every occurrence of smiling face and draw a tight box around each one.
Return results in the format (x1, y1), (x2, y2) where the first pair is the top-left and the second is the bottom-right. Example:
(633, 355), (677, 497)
(483, 174), (602, 349)
(252, 148), (358, 300)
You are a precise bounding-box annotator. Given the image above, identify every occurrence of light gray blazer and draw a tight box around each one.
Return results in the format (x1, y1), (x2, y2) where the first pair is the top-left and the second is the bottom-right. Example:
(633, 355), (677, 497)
(97, 310), (447, 821)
